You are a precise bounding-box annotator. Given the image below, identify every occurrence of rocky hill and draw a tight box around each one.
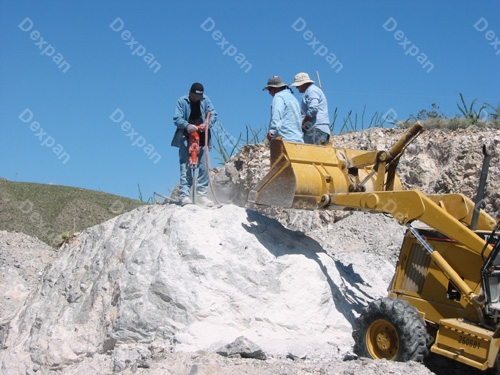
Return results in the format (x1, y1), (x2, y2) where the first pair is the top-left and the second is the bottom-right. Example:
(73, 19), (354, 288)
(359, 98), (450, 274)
(1, 126), (499, 374)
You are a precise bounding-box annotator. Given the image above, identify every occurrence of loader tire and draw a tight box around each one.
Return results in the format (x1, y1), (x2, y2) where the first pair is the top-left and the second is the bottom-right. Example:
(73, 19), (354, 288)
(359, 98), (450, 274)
(353, 297), (429, 362)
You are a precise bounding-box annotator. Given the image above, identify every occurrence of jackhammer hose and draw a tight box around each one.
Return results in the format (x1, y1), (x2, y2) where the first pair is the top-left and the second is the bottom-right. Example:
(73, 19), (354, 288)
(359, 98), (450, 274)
(203, 113), (221, 206)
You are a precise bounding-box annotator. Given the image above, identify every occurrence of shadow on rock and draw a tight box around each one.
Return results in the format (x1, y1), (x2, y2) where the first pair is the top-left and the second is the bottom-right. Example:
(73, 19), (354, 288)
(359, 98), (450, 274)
(243, 209), (370, 328)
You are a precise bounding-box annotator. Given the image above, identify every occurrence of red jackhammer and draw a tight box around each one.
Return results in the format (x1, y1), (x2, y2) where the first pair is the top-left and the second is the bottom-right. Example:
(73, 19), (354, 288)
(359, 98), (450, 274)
(188, 112), (211, 204)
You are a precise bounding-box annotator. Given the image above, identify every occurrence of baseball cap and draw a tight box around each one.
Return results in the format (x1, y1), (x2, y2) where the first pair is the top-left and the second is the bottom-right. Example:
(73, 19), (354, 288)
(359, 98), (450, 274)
(190, 83), (204, 99)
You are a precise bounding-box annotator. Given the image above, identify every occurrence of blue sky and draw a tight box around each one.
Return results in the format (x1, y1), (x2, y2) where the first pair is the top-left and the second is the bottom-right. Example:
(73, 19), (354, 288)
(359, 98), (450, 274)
(1, 0), (499, 201)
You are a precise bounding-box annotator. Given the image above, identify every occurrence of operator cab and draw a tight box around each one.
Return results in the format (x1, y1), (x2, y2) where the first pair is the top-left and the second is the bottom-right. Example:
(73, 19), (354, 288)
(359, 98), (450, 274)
(480, 232), (500, 315)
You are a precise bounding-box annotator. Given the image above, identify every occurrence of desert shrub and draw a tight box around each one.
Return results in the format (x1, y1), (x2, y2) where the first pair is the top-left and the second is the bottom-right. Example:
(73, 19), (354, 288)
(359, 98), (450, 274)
(397, 93), (500, 130)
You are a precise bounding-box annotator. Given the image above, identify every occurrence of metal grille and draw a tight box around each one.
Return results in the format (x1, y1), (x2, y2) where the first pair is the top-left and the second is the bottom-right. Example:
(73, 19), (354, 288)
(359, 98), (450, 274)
(400, 243), (431, 293)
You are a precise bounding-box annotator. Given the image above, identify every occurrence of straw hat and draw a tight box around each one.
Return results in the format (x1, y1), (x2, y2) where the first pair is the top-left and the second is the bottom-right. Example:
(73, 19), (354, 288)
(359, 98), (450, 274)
(290, 72), (314, 87)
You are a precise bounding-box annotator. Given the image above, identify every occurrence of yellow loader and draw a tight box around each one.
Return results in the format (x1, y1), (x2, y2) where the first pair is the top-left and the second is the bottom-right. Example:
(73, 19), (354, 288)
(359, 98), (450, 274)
(249, 123), (500, 372)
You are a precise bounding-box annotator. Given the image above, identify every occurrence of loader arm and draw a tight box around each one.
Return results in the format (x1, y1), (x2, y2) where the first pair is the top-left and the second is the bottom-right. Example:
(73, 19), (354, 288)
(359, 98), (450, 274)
(330, 191), (495, 242)
(330, 190), (494, 303)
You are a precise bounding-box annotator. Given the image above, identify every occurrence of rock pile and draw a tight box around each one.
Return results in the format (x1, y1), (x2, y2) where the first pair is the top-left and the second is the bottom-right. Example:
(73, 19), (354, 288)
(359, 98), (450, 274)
(1, 205), (406, 374)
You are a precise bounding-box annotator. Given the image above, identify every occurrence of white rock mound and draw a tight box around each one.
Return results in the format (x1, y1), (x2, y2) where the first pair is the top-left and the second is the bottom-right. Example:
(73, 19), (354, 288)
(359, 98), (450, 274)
(1, 204), (395, 373)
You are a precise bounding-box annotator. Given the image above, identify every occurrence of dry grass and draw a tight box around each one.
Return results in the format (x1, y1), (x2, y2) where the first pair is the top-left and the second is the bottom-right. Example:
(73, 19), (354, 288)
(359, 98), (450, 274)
(0, 179), (144, 247)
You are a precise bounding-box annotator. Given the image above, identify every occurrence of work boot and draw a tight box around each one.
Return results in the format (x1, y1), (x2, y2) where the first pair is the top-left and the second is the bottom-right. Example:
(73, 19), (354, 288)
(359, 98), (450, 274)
(180, 197), (193, 206)
(196, 195), (214, 208)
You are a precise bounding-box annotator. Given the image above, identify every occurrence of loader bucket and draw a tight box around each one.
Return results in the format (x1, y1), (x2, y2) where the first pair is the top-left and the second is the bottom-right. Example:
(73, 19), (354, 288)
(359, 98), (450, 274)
(248, 140), (382, 210)
(248, 124), (426, 210)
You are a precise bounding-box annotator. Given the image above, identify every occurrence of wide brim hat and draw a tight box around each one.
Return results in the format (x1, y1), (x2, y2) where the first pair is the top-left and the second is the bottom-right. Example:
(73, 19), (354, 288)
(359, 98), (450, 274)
(290, 72), (314, 87)
(262, 76), (287, 91)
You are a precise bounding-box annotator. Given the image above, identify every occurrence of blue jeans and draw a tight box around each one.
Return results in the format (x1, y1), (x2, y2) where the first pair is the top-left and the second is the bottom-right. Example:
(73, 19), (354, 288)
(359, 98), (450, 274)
(178, 136), (209, 198)
(304, 126), (330, 145)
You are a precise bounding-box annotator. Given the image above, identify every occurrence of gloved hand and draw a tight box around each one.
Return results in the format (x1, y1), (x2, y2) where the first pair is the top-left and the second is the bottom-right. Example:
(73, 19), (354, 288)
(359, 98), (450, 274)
(267, 131), (274, 141)
(186, 124), (198, 134)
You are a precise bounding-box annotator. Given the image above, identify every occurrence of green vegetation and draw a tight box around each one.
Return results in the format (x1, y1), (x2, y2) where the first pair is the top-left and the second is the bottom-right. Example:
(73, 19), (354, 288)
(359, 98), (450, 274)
(137, 183), (154, 204)
(407, 102), (447, 122)
(397, 92), (500, 130)
(456, 92), (488, 125)
(0, 179), (143, 247)
(487, 102), (500, 123)
(331, 105), (393, 134)
(211, 123), (264, 164)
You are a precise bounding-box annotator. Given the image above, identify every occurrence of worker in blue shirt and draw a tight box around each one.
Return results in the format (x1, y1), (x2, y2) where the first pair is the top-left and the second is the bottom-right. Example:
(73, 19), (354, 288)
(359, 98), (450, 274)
(262, 76), (304, 143)
(290, 72), (331, 145)
(172, 82), (218, 207)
